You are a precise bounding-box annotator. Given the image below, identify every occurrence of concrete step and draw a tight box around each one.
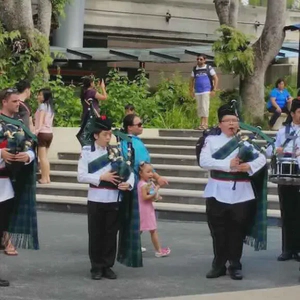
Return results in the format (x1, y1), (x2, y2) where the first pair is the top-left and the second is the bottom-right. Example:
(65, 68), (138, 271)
(56, 153), (272, 168)
(35, 193), (281, 224)
(50, 162), (207, 177)
(146, 145), (195, 156)
(158, 129), (277, 139)
(57, 153), (199, 166)
(142, 137), (267, 147)
(49, 170), (279, 196)
(36, 182), (281, 209)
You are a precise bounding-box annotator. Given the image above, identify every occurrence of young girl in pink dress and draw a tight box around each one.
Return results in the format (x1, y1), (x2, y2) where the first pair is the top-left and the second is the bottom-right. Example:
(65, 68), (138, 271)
(138, 162), (171, 258)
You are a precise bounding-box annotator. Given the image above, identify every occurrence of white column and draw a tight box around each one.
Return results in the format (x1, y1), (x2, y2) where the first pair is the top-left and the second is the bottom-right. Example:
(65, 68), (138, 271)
(53, 0), (86, 48)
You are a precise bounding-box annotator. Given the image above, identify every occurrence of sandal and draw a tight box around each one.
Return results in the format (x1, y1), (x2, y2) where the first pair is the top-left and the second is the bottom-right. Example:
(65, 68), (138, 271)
(38, 179), (48, 184)
(4, 246), (18, 256)
(195, 125), (208, 131)
(3, 239), (18, 256)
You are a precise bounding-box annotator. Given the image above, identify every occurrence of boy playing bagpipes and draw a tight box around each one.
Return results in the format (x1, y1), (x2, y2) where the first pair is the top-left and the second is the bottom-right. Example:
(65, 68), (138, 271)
(77, 115), (134, 280)
(199, 103), (268, 280)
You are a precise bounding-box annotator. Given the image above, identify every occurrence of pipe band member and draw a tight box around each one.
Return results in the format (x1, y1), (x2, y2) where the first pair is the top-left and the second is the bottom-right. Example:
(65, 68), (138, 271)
(0, 88), (39, 287)
(200, 103), (267, 280)
(77, 116), (134, 280)
(267, 99), (300, 262)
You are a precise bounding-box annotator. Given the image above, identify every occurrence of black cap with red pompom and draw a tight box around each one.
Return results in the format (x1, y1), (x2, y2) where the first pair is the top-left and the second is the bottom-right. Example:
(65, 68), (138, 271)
(92, 115), (112, 133)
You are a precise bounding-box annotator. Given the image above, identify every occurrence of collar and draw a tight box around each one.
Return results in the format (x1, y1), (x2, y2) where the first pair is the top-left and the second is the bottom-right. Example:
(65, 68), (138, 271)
(94, 142), (107, 151)
(0, 113), (14, 119)
(291, 122), (300, 129)
(220, 132), (235, 139)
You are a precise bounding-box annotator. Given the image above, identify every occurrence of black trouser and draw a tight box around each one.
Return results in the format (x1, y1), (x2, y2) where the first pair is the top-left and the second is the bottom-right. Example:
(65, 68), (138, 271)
(278, 185), (300, 253)
(88, 201), (119, 273)
(206, 197), (256, 270)
(268, 106), (289, 127)
(0, 198), (15, 243)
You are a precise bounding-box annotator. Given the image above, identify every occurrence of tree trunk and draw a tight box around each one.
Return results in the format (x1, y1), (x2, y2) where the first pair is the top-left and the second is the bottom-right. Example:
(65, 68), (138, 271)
(37, 0), (52, 37)
(240, 67), (265, 123)
(229, 0), (239, 28)
(241, 0), (286, 120)
(214, 0), (230, 25)
(0, 0), (18, 30)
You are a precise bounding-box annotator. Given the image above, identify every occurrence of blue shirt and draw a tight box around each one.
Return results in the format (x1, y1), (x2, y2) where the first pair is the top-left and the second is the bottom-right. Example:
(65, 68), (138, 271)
(267, 88), (290, 109)
(191, 65), (216, 94)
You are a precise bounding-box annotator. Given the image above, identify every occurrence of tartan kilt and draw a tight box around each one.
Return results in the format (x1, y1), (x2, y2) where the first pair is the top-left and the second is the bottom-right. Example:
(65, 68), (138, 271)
(117, 181), (143, 268)
(8, 160), (39, 250)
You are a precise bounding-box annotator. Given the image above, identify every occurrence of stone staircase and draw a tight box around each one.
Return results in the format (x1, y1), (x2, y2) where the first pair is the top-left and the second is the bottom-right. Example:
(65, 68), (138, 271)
(36, 129), (281, 224)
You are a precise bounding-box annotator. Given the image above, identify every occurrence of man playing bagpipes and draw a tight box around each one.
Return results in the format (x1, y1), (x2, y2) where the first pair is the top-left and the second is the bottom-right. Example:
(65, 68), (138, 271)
(77, 115), (134, 280)
(199, 103), (268, 280)
(0, 88), (39, 287)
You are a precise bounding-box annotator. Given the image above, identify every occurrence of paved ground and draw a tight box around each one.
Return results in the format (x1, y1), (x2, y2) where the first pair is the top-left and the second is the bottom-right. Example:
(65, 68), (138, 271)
(0, 211), (299, 300)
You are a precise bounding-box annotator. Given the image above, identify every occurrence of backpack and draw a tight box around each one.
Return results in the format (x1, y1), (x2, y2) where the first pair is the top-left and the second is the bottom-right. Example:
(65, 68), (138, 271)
(195, 127), (221, 166)
(193, 65), (214, 91)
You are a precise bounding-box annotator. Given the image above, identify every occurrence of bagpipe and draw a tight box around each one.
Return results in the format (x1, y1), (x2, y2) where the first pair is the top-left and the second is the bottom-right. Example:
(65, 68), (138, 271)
(0, 116), (36, 182)
(76, 99), (133, 183)
(230, 99), (275, 162)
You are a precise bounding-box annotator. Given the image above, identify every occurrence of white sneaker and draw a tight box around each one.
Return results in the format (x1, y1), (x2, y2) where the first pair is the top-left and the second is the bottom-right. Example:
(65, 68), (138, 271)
(141, 247), (147, 253)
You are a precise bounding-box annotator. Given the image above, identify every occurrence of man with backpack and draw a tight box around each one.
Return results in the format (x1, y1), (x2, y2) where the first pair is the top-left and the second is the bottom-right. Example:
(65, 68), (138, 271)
(190, 54), (218, 130)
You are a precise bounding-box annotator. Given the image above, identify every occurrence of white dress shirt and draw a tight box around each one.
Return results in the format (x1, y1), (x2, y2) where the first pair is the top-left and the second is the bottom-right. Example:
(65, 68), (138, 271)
(266, 123), (300, 157)
(0, 148), (35, 203)
(200, 133), (267, 204)
(77, 144), (134, 203)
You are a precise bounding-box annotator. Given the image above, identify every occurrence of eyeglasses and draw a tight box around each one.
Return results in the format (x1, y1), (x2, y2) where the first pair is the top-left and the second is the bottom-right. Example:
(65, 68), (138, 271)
(132, 122), (143, 128)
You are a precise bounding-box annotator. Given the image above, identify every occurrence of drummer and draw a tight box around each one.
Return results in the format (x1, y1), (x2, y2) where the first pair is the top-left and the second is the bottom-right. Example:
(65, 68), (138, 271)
(267, 99), (300, 262)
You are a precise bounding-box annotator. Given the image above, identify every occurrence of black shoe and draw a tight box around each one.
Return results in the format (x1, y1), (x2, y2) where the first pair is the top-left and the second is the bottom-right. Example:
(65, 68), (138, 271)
(0, 278), (10, 287)
(228, 269), (243, 280)
(91, 272), (102, 280)
(292, 253), (300, 262)
(206, 266), (226, 279)
(277, 252), (293, 261)
(102, 267), (117, 279)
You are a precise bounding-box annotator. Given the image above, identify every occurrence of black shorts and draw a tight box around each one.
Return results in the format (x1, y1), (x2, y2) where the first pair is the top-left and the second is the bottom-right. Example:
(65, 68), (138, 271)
(37, 133), (53, 148)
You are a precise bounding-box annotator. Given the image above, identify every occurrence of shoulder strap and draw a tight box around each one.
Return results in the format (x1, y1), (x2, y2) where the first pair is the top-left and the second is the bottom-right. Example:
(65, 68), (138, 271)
(206, 65), (212, 76)
(0, 114), (37, 142)
(19, 101), (31, 114)
(212, 137), (239, 160)
(193, 66), (197, 77)
(88, 153), (110, 174)
(282, 124), (296, 148)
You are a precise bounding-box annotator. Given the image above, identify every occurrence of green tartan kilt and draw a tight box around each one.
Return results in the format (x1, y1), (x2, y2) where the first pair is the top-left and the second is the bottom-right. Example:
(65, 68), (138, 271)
(8, 160), (39, 250)
(117, 182), (143, 267)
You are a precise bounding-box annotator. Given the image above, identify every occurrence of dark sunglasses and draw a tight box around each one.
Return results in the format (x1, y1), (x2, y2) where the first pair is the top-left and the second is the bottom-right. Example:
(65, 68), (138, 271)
(132, 122), (143, 128)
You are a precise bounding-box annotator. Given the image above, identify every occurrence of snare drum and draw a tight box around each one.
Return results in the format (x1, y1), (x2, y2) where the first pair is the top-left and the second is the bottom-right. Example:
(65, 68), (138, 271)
(269, 155), (300, 185)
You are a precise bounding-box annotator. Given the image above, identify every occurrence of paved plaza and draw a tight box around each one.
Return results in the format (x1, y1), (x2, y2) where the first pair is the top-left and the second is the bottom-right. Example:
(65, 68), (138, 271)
(0, 211), (300, 300)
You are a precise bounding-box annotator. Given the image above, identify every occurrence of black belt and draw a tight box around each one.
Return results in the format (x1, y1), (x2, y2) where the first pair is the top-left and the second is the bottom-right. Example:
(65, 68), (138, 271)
(0, 168), (10, 177)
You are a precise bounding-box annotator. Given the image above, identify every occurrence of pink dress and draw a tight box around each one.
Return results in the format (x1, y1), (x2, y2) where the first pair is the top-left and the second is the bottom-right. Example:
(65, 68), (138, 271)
(138, 180), (157, 231)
